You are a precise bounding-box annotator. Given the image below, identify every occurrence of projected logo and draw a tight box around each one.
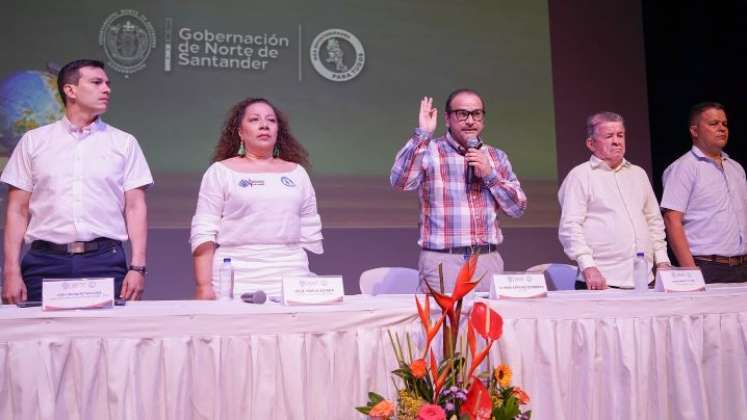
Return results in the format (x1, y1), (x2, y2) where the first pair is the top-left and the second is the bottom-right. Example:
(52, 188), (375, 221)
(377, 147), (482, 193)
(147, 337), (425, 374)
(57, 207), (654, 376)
(98, 9), (157, 77)
(310, 29), (365, 82)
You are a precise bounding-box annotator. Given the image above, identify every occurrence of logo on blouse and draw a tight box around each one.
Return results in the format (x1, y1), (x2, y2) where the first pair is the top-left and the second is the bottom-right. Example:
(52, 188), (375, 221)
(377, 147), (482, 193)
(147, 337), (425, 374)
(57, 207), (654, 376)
(99, 9), (157, 77)
(280, 176), (296, 187)
(309, 28), (365, 82)
(239, 178), (264, 188)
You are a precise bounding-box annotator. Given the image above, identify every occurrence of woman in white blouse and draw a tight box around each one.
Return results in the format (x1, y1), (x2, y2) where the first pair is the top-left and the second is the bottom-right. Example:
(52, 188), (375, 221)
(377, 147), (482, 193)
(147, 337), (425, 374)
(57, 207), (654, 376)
(190, 98), (323, 299)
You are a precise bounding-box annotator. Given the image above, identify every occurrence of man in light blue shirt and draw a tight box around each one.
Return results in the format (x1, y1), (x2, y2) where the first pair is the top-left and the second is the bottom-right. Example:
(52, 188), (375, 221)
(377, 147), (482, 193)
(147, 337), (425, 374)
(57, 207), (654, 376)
(661, 102), (747, 283)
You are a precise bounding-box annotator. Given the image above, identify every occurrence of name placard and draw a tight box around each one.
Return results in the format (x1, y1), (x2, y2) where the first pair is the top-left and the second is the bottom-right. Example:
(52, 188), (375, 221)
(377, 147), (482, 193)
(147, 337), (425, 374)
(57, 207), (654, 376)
(281, 275), (344, 305)
(655, 268), (706, 292)
(42, 277), (114, 311)
(490, 272), (548, 299)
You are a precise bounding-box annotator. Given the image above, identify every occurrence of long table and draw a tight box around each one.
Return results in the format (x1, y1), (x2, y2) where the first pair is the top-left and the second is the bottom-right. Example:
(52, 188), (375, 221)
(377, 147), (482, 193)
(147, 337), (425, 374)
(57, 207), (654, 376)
(1, 287), (746, 419)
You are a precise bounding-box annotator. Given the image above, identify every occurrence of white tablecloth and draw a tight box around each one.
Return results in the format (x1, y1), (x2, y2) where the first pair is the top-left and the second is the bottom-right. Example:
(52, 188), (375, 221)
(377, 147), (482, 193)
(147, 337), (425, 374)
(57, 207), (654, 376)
(0, 296), (419, 420)
(489, 285), (747, 420)
(1, 287), (746, 420)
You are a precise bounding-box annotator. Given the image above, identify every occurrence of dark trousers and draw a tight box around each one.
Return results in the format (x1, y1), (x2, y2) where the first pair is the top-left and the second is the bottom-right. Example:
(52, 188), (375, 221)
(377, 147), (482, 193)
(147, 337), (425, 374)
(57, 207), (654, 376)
(694, 259), (747, 284)
(21, 242), (127, 301)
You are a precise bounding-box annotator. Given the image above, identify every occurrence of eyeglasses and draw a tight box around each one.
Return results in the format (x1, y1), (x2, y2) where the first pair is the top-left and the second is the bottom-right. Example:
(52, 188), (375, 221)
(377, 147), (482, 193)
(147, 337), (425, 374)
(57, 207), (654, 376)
(449, 109), (485, 122)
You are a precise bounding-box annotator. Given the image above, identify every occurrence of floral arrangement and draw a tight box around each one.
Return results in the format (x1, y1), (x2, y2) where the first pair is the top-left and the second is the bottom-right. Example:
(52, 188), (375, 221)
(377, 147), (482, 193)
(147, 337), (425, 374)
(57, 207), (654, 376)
(356, 255), (531, 420)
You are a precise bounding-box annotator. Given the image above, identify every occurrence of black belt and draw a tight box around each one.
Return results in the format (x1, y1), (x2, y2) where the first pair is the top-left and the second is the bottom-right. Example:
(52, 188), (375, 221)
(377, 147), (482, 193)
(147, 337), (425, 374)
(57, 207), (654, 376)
(423, 244), (497, 256)
(31, 238), (121, 255)
(694, 254), (747, 267)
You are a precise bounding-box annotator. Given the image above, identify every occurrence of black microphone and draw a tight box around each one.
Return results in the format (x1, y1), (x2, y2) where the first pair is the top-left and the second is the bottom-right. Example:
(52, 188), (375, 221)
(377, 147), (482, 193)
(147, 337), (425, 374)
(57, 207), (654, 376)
(466, 137), (482, 184)
(240, 290), (267, 304)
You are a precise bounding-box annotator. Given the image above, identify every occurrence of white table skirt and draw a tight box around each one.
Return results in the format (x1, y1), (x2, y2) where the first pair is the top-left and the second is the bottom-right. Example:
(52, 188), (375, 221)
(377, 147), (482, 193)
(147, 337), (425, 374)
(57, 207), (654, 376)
(490, 285), (747, 420)
(1, 287), (747, 420)
(0, 296), (419, 420)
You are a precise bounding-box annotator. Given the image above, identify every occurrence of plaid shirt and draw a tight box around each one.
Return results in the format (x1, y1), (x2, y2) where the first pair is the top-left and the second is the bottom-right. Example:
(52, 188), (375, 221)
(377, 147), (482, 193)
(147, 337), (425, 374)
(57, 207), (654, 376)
(390, 129), (527, 250)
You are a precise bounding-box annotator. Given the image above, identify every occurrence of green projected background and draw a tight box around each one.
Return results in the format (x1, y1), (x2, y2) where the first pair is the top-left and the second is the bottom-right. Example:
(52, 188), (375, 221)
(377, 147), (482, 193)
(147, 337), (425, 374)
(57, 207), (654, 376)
(1, 0), (557, 228)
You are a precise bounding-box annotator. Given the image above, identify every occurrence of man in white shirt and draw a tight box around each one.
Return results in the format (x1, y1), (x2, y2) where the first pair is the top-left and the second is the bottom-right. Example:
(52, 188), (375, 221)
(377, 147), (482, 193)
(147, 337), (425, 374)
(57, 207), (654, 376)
(558, 112), (670, 290)
(1, 59), (153, 303)
(661, 102), (747, 283)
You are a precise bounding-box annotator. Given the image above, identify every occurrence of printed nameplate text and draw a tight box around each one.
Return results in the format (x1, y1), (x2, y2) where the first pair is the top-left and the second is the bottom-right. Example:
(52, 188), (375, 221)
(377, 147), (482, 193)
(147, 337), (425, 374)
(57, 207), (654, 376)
(490, 272), (548, 299)
(282, 275), (344, 305)
(42, 277), (114, 311)
(655, 268), (705, 292)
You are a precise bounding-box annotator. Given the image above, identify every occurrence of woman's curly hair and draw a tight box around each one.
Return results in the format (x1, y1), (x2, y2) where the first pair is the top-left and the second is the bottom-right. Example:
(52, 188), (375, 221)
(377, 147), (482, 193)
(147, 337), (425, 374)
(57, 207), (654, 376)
(212, 97), (310, 167)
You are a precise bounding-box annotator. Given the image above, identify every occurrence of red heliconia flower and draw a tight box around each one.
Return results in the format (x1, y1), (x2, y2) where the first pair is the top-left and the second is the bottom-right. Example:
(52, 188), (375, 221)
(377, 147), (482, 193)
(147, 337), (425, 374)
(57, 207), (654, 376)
(469, 302), (503, 341)
(429, 349), (450, 401)
(451, 254), (480, 301)
(461, 378), (492, 420)
(424, 254), (481, 316)
(415, 295), (446, 357)
(429, 349), (439, 382)
(466, 345), (492, 380)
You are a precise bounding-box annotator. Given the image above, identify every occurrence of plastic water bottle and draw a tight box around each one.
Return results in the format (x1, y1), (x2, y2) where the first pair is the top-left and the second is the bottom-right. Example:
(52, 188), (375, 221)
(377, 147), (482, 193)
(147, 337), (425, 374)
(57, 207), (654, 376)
(633, 252), (649, 293)
(218, 258), (234, 300)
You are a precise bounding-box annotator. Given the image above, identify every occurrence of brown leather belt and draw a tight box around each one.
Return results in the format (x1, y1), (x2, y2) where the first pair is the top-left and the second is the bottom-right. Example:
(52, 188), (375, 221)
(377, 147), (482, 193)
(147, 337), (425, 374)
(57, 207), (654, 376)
(694, 254), (747, 267)
(31, 238), (120, 255)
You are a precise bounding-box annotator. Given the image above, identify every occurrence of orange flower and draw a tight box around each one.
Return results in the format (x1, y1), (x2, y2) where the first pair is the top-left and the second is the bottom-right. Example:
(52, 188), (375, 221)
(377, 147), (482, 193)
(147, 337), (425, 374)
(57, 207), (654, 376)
(494, 364), (512, 388)
(512, 387), (530, 405)
(410, 358), (427, 379)
(369, 399), (395, 417)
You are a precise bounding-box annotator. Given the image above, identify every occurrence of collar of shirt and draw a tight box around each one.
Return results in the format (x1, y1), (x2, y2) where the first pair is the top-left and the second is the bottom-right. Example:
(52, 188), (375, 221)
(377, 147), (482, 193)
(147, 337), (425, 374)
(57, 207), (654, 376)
(61, 116), (105, 140)
(690, 145), (729, 164)
(588, 154), (630, 172)
(445, 131), (471, 155)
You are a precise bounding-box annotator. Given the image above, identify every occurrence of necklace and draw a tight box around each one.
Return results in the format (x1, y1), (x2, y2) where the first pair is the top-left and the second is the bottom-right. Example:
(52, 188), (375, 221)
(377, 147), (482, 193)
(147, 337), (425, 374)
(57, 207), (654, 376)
(244, 151), (273, 161)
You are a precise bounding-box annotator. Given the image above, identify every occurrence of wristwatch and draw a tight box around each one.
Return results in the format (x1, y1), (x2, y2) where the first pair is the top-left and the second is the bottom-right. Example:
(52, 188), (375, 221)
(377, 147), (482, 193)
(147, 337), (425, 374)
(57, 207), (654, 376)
(128, 265), (147, 275)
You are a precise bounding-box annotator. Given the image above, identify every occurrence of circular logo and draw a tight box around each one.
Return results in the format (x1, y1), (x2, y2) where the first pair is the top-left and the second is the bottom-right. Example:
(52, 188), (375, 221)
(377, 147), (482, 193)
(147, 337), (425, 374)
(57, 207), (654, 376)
(239, 179), (251, 188)
(99, 9), (157, 76)
(281, 176), (296, 187)
(310, 29), (365, 82)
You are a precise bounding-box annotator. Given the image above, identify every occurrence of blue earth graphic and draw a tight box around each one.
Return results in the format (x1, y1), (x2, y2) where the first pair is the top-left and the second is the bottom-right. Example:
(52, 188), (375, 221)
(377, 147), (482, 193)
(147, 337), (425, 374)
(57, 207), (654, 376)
(0, 70), (64, 156)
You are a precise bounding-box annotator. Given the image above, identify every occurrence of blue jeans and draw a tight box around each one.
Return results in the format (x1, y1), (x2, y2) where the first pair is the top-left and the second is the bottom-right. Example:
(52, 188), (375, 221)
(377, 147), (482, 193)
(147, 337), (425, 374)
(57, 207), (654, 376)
(21, 242), (127, 301)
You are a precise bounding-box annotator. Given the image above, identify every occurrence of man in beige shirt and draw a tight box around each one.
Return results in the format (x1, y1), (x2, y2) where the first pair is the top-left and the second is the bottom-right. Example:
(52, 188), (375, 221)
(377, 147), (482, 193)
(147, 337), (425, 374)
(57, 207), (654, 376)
(558, 112), (670, 290)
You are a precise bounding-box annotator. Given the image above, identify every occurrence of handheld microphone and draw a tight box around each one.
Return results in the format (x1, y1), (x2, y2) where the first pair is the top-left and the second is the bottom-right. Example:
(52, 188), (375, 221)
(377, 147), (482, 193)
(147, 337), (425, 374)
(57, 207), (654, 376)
(240, 290), (267, 304)
(466, 137), (482, 184)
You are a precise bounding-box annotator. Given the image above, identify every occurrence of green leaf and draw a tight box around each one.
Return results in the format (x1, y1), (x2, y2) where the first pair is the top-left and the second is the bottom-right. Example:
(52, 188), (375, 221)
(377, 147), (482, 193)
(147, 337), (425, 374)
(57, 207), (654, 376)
(355, 406), (371, 415)
(502, 396), (520, 418)
(368, 392), (384, 404)
(492, 408), (512, 420)
(414, 377), (434, 402)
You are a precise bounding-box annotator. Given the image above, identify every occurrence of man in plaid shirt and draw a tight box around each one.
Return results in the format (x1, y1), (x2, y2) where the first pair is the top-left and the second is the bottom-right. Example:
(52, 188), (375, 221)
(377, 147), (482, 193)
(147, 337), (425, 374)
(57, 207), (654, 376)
(390, 89), (527, 292)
